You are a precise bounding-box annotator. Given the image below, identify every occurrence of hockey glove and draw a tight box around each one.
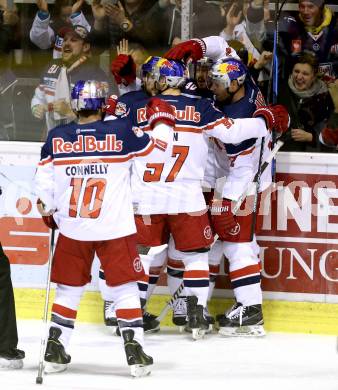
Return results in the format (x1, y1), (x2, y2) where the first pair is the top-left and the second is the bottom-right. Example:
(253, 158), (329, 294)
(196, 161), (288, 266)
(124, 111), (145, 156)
(103, 95), (118, 116)
(37, 199), (58, 229)
(164, 39), (206, 63)
(111, 54), (136, 85)
(321, 126), (338, 147)
(253, 104), (290, 136)
(42, 215), (58, 230)
(146, 97), (176, 129)
(210, 198), (237, 239)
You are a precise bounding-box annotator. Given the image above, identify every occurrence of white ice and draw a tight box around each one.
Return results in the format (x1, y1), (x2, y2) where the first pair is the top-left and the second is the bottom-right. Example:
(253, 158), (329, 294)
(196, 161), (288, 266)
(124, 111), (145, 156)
(1, 320), (337, 390)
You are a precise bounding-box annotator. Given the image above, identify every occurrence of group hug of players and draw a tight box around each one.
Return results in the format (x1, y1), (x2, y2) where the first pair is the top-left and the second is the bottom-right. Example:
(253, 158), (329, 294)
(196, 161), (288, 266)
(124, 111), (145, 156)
(35, 35), (290, 377)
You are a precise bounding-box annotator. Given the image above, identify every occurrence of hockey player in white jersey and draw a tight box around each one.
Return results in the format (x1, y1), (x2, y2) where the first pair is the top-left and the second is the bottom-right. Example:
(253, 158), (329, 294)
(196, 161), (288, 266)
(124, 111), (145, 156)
(124, 57), (289, 339)
(207, 58), (273, 336)
(35, 79), (176, 377)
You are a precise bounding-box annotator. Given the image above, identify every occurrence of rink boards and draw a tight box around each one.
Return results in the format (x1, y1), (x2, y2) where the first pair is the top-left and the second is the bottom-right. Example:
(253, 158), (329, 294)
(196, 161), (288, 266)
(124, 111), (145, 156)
(0, 141), (337, 335)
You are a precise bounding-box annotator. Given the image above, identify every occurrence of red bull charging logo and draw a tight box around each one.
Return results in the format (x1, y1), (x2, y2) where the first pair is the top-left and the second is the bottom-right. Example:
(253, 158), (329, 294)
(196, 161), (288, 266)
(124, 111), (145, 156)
(218, 62), (240, 74)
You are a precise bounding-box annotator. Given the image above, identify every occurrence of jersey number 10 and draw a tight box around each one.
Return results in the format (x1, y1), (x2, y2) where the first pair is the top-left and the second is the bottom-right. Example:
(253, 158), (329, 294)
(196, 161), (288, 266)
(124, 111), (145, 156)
(69, 177), (107, 218)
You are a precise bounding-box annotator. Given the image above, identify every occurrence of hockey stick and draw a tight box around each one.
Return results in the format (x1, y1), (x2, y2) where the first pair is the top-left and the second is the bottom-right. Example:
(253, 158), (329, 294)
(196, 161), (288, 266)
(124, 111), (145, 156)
(36, 228), (55, 385)
(155, 132), (289, 323)
(232, 131), (289, 214)
(155, 281), (185, 323)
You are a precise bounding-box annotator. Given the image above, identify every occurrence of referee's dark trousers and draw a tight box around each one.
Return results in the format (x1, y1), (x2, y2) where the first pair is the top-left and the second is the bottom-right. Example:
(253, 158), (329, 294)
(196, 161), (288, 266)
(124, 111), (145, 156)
(0, 243), (18, 353)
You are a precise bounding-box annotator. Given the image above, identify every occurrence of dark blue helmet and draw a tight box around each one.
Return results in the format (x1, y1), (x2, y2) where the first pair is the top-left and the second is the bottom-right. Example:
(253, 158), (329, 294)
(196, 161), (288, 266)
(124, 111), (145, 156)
(71, 80), (109, 111)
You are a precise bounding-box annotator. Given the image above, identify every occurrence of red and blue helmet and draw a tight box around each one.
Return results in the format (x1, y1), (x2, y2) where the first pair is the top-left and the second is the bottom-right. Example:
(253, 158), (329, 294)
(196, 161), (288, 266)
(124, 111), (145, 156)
(141, 56), (162, 78)
(141, 56), (188, 89)
(152, 58), (188, 88)
(209, 58), (247, 89)
(71, 80), (109, 111)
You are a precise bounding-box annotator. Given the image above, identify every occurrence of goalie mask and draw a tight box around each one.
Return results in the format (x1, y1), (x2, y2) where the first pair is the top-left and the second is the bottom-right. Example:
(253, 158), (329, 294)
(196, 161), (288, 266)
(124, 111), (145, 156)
(209, 58), (247, 90)
(71, 80), (109, 111)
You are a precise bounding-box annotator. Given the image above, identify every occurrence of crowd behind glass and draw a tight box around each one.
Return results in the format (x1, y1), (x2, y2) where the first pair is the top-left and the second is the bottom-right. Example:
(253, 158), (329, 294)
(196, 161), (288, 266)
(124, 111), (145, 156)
(0, 0), (337, 152)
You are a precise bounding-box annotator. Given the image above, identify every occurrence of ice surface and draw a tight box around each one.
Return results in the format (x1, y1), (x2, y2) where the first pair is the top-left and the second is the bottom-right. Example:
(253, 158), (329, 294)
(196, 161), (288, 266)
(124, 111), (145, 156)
(1, 320), (337, 390)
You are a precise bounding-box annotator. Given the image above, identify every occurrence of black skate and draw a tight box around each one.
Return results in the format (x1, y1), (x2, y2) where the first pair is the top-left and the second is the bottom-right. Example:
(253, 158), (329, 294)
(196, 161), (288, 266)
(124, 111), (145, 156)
(44, 327), (71, 373)
(0, 348), (25, 369)
(104, 301), (118, 335)
(122, 329), (153, 377)
(143, 312), (160, 333)
(139, 298), (160, 333)
(217, 303), (265, 337)
(172, 297), (187, 331)
(186, 296), (209, 340)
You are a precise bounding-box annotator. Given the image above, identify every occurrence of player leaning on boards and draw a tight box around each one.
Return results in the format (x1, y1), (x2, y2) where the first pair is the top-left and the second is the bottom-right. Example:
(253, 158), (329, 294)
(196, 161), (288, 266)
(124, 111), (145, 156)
(34, 79), (176, 377)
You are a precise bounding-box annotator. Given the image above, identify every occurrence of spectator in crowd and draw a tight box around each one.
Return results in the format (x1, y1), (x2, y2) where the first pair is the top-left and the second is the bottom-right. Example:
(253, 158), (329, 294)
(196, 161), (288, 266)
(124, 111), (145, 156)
(258, 0), (338, 80)
(278, 52), (335, 152)
(161, 0), (225, 47)
(0, 243), (25, 369)
(220, 1), (264, 65)
(220, 0), (273, 91)
(31, 24), (111, 133)
(0, 0), (21, 69)
(91, 0), (169, 52)
(30, 0), (91, 59)
(0, 0), (21, 140)
(320, 80), (338, 150)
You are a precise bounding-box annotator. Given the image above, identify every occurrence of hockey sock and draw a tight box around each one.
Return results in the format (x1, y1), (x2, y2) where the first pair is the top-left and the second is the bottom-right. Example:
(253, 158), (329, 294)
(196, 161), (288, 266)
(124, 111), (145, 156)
(137, 254), (151, 304)
(167, 257), (185, 295)
(224, 242), (262, 306)
(105, 281), (144, 346)
(50, 284), (84, 348)
(208, 240), (223, 302)
(146, 265), (162, 300)
(181, 251), (209, 307)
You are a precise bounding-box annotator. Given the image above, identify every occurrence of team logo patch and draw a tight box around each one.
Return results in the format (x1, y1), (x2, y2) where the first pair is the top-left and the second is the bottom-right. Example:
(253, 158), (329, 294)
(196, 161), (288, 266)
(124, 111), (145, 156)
(115, 101), (127, 116)
(229, 223), (240, 236)
(133, 257), (143, 273)
(204, 225), (212, 240)
(132, 127), (144, 138)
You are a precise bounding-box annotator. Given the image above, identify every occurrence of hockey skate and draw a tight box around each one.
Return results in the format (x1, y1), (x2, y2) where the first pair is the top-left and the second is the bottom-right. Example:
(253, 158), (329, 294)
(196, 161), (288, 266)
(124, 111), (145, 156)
(122, 329), (153, 377)
(104, 301), (118, 335)
(172, 296), (187, 332)
(203, 306), (215, 332)
(44, 327), (71, 373)
(186, 296), (209, 340)
(217, 303), (265, 337)
(143, 311), (160, 333)
(0, 348), (25, 369)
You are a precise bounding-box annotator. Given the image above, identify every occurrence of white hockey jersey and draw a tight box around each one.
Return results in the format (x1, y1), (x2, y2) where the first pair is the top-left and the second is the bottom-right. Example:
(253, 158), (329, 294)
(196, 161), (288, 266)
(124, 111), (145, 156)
(35, 118), (172, 241)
